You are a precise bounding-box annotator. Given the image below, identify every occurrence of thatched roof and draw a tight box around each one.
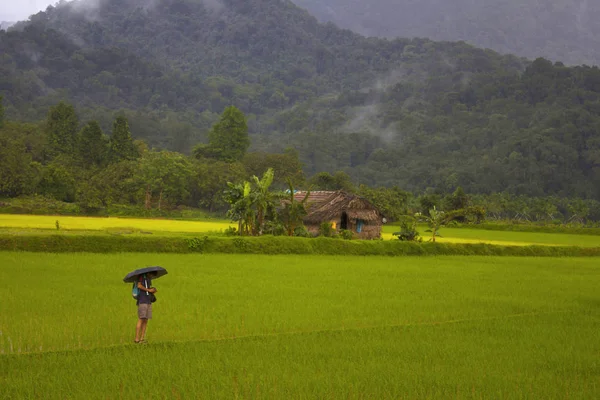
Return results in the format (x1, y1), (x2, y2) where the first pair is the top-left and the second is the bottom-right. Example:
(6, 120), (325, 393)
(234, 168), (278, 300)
(293, 191), (382, 224)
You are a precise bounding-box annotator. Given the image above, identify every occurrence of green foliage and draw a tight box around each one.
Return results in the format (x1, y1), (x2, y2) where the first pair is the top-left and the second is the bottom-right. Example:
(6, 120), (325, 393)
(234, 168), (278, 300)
(186, 236), (210, 252)
(224, 168), (279, 236)
(0, 95), (4, 129)
(2, 1), (600, 198)
(133, 151), (194, 210)
(339, 229), (354, 240)
(198, 106), (249, 162)
(0, 136), (39, 197)
(318, 222), (336, 238)
(293, 0), (600, 66)
(78, 121), (109, 168)
(309, 171), (356, 192)
(357, 185), (411, 222)
(393, 216), (421, 242)
(37, 161), (77, 202)
(45, 102), (78, 159)
(2, 233), (600, 257)
(243, 148), (305, 189)
(280, 180), (310, 236)
(110, 116), (139, 162)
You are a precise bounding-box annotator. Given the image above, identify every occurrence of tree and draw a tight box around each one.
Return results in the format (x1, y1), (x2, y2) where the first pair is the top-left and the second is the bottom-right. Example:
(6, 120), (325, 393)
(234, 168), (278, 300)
(37, 161), (77, 202)
(110, 116), (139, 162)
(309, 171), (355, 191)
(45, 102), (79, 159)
(134, 151), (193, 210)
(0, 95), (5, 129)
(445, 186), (470, 211)
(416, 206), (453, 242)
(202, 106), (249, 162)
(191, 160), (246, 212)
(78, 121), (109, 168)
(224, 168), (281, 236)
(0, 137), (39, 197)
(280, 179), (310, 236)
(224, 181), (255, 236)
(251, 168), (278, 235)
(243, 148), (305, 188)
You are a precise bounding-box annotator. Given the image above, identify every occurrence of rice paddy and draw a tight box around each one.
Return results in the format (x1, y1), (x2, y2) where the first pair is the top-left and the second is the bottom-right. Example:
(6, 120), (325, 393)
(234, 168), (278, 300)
(1, 252), (599, 399)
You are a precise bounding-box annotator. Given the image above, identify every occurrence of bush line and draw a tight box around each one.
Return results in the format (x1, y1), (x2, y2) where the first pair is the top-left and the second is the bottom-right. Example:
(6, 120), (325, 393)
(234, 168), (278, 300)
(0, 234), (599, 256)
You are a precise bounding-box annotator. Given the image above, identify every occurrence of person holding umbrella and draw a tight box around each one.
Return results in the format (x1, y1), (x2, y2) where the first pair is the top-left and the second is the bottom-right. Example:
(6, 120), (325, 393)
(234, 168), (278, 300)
(123, 266), (168, 344)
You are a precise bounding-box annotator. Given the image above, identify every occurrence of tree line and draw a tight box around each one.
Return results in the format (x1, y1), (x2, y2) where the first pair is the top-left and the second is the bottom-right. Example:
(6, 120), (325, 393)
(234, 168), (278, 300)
(3, 98), (600, 228)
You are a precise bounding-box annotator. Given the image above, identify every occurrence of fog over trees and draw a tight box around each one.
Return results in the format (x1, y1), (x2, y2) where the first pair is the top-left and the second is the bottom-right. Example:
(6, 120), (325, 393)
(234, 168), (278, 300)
(292, 0), (600, 66)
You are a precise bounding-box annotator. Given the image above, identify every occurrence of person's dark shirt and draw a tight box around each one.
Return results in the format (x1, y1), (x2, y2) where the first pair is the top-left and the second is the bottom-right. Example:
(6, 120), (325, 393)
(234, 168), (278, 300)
(137, 274), (153, 305)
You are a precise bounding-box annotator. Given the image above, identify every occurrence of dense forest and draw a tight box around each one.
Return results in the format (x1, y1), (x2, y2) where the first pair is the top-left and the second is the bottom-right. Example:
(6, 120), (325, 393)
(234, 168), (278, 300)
(292, 0), (600, 66)
(2, 0), (600, 200)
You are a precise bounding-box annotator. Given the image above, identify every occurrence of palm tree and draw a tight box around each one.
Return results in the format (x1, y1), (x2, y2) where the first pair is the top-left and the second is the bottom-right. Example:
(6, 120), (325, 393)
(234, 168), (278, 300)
(224, 181), (254, 235)
(281, 179), (310, 236)
(251, 168), (276, 236)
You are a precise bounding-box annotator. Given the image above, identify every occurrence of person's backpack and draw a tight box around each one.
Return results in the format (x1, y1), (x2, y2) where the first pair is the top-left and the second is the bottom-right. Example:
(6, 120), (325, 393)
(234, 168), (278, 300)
(132, 281), (140, 299)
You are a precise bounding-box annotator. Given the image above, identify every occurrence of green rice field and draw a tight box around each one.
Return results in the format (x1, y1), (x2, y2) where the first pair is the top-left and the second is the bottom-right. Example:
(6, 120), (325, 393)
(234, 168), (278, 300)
(1, 253), (598, 399)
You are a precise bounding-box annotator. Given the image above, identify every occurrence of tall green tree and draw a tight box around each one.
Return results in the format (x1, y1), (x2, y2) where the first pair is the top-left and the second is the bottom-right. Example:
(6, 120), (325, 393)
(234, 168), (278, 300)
(0, 95), (5, 129)
(45, 102), (79, 159)
(110, 116), (139, 162)
(78, 121), (109, 168)
(251, 167), (277, 236)
(203, 106), (249, 162)
(0, 137), (39, 197)
(134, 151), (193, 210)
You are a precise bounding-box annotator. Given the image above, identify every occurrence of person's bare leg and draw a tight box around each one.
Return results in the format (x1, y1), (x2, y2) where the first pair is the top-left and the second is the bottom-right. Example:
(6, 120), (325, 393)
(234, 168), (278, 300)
(140, 319), (149, 341)
(135, 318), (144, 342)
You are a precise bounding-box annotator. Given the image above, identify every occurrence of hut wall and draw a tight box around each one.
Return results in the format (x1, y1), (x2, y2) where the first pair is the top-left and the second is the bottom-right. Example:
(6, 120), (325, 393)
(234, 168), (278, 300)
(355, 223), (382, 239)
(302, 213), (382, 240)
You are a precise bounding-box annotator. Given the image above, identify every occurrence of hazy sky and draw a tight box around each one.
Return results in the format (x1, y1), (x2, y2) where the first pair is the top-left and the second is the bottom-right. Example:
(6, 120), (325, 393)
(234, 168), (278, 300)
(0, 0), (57, 21)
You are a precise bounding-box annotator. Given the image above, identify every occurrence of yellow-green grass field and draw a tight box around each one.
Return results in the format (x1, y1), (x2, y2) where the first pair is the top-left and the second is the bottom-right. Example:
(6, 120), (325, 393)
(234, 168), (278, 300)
(3, 213), (600, 247)
(1, 253), (598, 399)
(382, 224), (600, 247)
(0, 214), (234, 234)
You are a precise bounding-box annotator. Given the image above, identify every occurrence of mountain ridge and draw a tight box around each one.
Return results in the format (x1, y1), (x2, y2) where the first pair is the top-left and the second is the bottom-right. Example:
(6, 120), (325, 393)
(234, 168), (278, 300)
(2, 0), (600, 198)
(292, 0), (600, 67)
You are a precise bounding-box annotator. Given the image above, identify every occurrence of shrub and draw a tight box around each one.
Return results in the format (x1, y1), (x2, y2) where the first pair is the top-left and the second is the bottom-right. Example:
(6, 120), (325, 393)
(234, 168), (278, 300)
(293, 225), (311, 237)
(318, 222), (336, 238)
(339, 229), (354, 240)
(223, 226), (238, 236)
(393, 216), (421, 242)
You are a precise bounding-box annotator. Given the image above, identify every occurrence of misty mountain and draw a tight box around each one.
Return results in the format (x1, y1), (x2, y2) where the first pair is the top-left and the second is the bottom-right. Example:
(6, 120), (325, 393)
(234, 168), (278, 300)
(292, 0), (600, 67)
(2, 0), (600, 197)
(0, 21), (15, 30)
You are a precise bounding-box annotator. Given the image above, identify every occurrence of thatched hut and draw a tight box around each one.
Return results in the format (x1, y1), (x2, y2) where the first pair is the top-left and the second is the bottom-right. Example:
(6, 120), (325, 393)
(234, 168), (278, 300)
(293, 191), (383, 239)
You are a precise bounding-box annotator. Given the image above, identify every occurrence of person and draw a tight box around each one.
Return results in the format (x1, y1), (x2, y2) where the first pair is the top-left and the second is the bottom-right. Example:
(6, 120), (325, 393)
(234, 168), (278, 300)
(135, 271), (157, 344)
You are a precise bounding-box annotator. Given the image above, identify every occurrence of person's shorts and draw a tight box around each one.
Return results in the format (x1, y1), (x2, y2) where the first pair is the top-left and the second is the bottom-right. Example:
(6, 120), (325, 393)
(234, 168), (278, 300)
(138, 303), (152, 319)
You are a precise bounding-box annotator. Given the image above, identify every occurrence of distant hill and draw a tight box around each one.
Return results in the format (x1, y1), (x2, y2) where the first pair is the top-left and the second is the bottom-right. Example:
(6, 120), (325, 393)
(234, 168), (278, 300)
(292, 0), (600, 66)
(2, 0), (600, 197)
(0, 21), (15, 30)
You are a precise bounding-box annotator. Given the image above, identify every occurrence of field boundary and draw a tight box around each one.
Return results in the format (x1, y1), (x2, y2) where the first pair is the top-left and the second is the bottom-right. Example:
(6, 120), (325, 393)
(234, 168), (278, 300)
(1, 234), (600, 256)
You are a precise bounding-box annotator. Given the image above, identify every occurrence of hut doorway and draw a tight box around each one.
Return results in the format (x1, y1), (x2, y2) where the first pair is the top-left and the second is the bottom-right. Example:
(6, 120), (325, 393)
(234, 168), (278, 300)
(340, 212), (349, 230)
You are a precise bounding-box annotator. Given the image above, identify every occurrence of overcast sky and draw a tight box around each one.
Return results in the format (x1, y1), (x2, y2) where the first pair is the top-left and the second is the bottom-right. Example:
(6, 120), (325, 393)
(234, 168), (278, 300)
(0, 0), (58, 21)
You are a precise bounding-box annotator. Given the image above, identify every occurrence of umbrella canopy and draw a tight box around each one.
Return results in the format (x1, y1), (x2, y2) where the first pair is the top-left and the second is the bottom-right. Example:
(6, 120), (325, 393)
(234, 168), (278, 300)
(123, 266), (168, 283)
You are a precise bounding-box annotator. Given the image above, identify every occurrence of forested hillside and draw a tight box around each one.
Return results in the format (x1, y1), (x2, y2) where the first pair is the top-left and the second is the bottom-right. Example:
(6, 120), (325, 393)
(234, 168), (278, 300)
(292, 0), (600, 67)
(2, 0), (600, 198)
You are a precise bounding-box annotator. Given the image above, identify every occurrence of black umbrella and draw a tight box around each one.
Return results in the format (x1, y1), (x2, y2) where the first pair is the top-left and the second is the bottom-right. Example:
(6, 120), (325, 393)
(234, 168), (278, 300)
(123, 266), (168, 283)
